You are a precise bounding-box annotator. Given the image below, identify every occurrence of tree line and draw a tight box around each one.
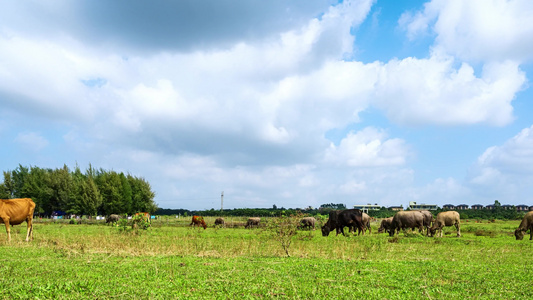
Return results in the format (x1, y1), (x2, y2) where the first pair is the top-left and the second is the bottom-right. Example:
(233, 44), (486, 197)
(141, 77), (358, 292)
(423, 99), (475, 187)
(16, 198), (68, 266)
(156, 201), (527, 220)
(0, 164), (158, 216)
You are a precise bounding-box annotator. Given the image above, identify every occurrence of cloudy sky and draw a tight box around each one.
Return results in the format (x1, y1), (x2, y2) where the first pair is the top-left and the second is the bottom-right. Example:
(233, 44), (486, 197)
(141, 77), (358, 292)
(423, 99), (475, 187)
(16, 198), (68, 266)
(2, 0), (533, 210)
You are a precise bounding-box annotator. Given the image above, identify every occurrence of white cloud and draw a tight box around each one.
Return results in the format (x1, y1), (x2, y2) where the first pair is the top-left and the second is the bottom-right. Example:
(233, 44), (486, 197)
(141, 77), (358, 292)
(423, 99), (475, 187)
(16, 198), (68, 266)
(472, 125), (533, 178)
(374, 54), (526, 126)
(1, 0), (533, 210)
(466, 125), (533, 202)
(325, 127), (411, 167)
(401, 0), (533, 63)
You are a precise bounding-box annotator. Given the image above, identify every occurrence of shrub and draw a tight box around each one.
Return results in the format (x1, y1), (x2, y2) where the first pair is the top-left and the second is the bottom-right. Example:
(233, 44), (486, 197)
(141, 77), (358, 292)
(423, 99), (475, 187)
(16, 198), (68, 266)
(267, 212), (302, 257)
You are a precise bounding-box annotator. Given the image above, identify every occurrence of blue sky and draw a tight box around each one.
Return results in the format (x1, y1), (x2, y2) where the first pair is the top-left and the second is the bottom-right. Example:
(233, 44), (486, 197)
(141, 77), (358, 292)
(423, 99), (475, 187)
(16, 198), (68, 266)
(1, 0), (533, 210)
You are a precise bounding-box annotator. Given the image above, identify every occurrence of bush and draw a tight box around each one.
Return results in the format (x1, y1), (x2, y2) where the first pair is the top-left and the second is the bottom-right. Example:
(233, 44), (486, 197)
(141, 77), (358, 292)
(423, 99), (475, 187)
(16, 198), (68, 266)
(267, 212), (303, 257)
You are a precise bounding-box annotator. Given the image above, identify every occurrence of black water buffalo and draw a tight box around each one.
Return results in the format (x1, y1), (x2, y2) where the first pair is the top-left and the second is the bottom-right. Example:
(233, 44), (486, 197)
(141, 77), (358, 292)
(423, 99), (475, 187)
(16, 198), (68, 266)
(299, 217), (316, 230)
(245, 217), (261, 228)
(378, 217), (394, 234)
(214, 217), (225, 226)
(106, 214), (120, 224)
(389, 211), (424, 236)
(321, 209), (364, 237)
(349, 212), (372, 235)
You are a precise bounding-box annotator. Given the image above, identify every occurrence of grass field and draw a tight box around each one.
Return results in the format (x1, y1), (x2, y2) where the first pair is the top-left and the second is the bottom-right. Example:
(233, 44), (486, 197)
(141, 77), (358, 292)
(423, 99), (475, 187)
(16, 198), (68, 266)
(0, 217), (531, 299)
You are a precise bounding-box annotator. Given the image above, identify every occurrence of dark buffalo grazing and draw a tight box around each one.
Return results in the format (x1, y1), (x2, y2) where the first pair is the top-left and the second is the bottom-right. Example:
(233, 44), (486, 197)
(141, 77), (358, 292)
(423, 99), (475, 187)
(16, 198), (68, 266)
(214, 217), (225, 226)
(299, 217), (316, 230)
(429, 211), (461, 237)
(245, 217), (261, 228)
(514, 211), (533, 240)
(106, 214), (120, 224)
(190, 215), (207, 229)
(0, 198), (35, 242)
(349, 212), (372, 235)
(378, 217), (394, 234)
(321, 209), (364, 237)
(389, 211), (425, 237)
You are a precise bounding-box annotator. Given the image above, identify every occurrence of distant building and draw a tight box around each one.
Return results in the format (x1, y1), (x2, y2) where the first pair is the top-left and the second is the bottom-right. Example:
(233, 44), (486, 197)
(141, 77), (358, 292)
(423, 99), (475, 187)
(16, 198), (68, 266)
(485, 205), (495, 210)
(502, 205), (514, 210)
(516, 205), (529, 211)
(530, 206), (533, 211)
(388, 206), (404, 211)
(353, 204), (381, 213)
(456, 204), (469, 210)
(471, 204), (484, 210)
(442, 204), (455, 210)
(408, 201), (438, 210)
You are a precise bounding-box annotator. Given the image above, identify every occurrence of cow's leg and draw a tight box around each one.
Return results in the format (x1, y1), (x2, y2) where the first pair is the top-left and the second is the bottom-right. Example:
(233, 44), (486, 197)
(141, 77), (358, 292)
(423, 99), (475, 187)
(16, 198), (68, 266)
(456, 222), (461, 237)
(3, 218), (11, 242)
(25, 218), (33, 241)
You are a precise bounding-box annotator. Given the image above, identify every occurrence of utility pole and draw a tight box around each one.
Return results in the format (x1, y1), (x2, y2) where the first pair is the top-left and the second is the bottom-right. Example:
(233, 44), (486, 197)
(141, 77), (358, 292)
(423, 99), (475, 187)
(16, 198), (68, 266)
(221, 191), (224, 211)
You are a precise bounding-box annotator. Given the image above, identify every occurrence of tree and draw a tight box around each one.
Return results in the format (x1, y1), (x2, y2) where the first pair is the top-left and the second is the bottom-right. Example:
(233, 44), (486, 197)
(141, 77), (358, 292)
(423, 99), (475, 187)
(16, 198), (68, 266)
(96, 171), (123, 215)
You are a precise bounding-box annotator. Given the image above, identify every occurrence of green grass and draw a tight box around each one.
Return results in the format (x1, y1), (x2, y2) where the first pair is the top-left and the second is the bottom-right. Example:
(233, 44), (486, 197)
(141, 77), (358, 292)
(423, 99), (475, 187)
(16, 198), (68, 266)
(0, 218), (531, 299)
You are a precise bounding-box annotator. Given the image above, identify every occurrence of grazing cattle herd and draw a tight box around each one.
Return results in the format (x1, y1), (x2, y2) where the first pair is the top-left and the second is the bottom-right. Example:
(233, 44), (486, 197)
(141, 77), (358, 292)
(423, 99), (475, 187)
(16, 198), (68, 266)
(1, 198), (532, 242)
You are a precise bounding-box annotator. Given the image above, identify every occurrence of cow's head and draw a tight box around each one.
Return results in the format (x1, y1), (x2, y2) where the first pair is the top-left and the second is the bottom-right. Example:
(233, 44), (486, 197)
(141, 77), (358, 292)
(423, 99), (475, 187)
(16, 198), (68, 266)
(514, 229), (524, 240)
(428, 227), (437, 237)
(321, 225), (331, 236)
(377, 226), (384, 234)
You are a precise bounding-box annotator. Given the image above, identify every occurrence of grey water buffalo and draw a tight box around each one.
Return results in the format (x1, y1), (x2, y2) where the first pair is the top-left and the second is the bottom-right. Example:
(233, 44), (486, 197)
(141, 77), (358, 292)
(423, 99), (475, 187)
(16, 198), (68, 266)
(361, 212), (372, 234)
(321, 209), (364, 237)
(214, 217), (225, 226)
(106, 214), (120, 224)
(0, 198), (35, 242)
(245, 217), (261, 228)
(514, 211), (533, 240)
(299, 217), (316, 230)
(429, 211), (461, 237)
(418, 210), (434, 236)
(389, 211), (425, 236)
(378, 217), (394, 234)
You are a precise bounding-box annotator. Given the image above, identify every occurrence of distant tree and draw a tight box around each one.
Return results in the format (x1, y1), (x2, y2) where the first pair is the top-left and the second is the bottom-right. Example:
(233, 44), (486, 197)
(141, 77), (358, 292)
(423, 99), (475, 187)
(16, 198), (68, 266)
(319, 203), (346, 210)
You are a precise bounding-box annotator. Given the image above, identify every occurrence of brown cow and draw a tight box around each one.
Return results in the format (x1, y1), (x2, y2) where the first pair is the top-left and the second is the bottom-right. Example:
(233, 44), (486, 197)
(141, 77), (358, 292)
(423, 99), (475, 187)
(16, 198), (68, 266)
(245, 217), (261, 228)
(378, 217), (394, 234)
(389, 211), (425, 236)
(514, 211), (533, 240)
(429, 211), (461, 237)
(0, 198), (35, 242)
(134, 212), (151, 223)
(214, 217), (225, 226)
(190, 215), (207, 229)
